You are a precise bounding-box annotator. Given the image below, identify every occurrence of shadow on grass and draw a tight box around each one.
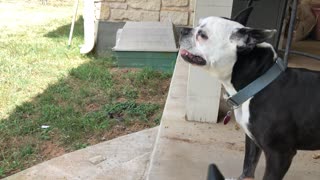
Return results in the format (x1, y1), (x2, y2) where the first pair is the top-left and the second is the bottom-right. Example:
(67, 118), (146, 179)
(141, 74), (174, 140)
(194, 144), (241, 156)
(44, 16), (84, 39)
(0, 57), (171, 178)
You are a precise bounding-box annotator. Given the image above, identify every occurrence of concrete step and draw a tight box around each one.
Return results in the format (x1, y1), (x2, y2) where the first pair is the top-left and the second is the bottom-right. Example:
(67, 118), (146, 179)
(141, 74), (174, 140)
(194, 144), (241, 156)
(6, 127), (158, 180)
(146, 58), (320, 180)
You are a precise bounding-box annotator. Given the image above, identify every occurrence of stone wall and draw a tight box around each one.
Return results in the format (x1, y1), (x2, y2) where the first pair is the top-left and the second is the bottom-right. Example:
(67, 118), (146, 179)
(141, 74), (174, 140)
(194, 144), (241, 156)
(94, 0), (195, 26)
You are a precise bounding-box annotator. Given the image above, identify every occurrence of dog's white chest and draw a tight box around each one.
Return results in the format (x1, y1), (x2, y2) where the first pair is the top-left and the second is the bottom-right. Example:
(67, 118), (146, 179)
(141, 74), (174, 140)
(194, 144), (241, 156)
(234, 99), (254, 139)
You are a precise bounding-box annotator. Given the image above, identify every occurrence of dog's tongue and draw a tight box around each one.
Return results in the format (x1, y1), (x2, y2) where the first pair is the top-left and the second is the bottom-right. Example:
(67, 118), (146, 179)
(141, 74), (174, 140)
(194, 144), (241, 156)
(180, 49), (206, 65)
(180, 49), (191, 56)
(180, 49), (196, 60)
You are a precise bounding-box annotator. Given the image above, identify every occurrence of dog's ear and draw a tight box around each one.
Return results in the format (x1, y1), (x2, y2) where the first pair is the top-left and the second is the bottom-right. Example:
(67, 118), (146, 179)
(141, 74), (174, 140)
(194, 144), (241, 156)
(230, 28), (277, 51)
(232, 7), (253, 26)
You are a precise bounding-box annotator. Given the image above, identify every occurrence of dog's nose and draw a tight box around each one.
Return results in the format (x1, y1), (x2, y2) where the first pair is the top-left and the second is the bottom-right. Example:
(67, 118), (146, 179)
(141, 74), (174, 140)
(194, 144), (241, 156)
(181, 28), (192, 36)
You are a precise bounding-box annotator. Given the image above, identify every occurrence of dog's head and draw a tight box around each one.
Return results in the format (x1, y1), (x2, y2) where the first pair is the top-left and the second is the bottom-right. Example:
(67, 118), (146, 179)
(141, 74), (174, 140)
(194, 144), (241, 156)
(179, 7), (276, 79)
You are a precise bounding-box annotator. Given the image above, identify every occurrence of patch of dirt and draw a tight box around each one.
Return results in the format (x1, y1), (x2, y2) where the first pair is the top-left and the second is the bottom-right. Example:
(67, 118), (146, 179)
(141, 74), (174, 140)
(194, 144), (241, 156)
(110, 68), (171, 104)
(40, 141), (66, 158)
(137, 78), (171, 103)
(85, 103), (101, 112)
(87, 122), (153, 145)
(109, 68), (139, 85)
(102, 122), (151, 141)
(110, 67), (139, 74)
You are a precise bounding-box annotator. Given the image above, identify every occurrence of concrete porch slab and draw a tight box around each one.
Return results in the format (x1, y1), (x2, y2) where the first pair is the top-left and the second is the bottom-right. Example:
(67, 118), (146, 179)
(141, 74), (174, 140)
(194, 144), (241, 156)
(146, 57), (320, 180)
(6, 127), (158, 180)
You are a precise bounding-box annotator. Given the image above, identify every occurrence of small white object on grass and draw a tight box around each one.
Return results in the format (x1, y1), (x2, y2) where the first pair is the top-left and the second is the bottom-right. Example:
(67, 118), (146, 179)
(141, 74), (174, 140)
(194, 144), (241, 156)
(41, 125), (50, 129)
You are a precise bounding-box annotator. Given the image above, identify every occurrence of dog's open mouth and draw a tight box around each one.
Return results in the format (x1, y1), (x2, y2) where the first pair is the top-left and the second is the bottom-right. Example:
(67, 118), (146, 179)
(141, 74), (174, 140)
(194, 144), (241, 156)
(180, 49), (206, 66)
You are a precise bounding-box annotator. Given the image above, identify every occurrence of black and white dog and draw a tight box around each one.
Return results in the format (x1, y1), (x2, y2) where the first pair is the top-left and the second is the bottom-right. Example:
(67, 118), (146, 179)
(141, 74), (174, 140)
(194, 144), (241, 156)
(180, 8), (320, 180)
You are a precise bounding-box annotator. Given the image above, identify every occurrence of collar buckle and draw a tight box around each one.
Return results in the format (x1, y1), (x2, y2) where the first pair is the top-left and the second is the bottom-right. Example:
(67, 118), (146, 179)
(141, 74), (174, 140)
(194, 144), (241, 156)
(275, 57), (286, 71)
(226, 98), (239, 109)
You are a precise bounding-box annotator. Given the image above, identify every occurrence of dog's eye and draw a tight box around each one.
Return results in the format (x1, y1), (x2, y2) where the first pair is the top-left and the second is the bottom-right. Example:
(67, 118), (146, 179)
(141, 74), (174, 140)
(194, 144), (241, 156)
(197, 30), (208, 40)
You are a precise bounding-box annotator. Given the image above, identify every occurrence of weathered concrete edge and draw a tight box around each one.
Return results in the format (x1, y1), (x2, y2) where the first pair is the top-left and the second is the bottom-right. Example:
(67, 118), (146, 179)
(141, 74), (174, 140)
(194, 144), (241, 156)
(145, 57), (187, 179)
(6, 127), (159, 180)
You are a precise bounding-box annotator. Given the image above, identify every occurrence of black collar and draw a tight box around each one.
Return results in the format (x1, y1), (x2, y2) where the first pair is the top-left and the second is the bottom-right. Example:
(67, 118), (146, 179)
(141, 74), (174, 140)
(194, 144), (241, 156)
(226, 57), (286, 109)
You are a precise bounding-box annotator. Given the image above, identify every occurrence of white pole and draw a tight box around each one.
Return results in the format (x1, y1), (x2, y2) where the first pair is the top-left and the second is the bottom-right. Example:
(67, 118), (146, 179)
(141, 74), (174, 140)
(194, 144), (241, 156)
(68, 0), (80, 47)
(186, 0), (234, 123)
(80, 0), (96, 54)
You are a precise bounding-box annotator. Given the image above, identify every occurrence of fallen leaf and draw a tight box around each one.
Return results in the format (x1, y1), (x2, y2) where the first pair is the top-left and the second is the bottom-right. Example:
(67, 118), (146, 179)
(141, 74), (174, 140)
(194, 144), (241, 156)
(312, 154), (320, 159)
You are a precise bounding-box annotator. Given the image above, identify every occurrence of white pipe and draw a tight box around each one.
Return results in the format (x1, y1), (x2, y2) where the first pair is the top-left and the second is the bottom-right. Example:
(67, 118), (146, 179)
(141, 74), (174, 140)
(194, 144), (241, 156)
(80, 0), (96, 54)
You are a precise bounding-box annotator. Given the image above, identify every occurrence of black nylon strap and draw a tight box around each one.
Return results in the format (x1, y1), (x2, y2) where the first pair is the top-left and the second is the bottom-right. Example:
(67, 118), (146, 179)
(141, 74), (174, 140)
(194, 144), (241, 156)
(227, 57), (286, 108)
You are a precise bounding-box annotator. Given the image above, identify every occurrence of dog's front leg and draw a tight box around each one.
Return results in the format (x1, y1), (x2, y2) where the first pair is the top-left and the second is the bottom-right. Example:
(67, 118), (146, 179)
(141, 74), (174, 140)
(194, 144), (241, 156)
(263, 149), (296, 180)
(239, 135), (262, 180)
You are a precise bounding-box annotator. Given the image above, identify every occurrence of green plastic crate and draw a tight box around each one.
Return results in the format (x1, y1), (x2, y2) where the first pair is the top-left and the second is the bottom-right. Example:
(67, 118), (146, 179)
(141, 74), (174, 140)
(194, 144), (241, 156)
(114, 51), (177, 72)
(113, 22), (179, 72)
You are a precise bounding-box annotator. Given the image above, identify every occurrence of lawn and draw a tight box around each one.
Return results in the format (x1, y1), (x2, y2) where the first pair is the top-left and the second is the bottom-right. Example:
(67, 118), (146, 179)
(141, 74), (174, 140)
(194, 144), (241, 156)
(0, 1), (172, 177)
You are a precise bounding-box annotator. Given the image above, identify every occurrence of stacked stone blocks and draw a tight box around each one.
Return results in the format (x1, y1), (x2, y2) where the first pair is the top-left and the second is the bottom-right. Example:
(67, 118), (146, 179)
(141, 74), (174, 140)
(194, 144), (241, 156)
(95, 0), (195, 26)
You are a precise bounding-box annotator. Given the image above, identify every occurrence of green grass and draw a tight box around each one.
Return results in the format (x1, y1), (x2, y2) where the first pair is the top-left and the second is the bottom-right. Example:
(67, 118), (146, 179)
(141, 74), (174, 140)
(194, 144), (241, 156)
(0, 16), (87, 119)
(0, 167), (3, 177)
(0, 61), (171, 177)
(0, 2), (172, 178)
